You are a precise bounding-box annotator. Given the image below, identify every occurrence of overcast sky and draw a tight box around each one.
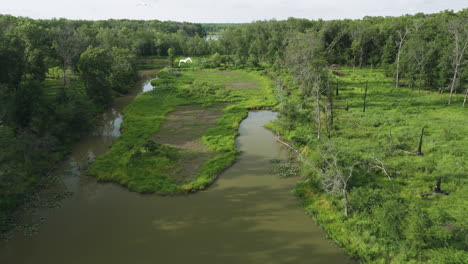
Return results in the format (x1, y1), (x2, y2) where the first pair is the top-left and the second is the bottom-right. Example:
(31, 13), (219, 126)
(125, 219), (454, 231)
(0, 0), (466, 23)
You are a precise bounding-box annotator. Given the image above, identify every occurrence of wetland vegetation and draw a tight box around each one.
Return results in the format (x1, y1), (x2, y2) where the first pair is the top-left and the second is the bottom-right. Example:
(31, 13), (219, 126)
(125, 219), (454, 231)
(0, 8), (467, 264)
(91, 66), (276, 193)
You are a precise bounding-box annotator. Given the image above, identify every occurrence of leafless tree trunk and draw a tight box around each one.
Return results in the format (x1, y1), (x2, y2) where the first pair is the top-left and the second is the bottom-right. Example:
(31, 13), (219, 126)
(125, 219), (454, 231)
(336, 81), (339, 97)
(463, 88), (468, 107)
(395, 28), (409, 88)
(284, 32), (327, 142)
(370, 156), (395, 191)
(343, 189), (349, 216)
(54, 25), (85, 86)
(325, 80), (334, 139)
(448, 40), (467, 104)
(317, 144), (357, 217)
(315, 83), (321, 140)
(448, 19), (468, 104)
(421, 178), (449, 197)
(413, 45), (433, 93)
(326, 30), (345, 55)
(417, 126), (425, 156)
(359, 47), (364, 68)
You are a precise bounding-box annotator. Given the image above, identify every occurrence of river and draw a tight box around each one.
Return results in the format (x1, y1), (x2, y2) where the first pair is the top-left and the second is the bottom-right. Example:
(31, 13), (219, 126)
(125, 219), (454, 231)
(0, 71), (352, 264)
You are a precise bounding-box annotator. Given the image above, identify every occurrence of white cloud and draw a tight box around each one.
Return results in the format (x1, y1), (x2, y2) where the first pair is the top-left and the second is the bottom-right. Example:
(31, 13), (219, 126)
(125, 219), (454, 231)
(0, 0), (465, 22)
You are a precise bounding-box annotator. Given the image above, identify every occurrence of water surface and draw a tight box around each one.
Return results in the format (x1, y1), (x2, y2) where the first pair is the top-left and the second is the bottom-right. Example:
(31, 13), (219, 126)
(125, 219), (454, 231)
(0, 75), (352, 264)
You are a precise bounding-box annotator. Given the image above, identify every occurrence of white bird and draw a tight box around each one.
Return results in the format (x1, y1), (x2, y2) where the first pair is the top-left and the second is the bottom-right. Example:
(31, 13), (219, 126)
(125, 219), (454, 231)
(179, 57), (193, 67)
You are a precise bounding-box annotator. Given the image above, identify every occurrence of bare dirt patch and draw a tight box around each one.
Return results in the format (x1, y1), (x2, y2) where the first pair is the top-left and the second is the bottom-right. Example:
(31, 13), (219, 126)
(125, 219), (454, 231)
(228, 82), (255, 88)
(218, 71), (241, 76)
(152, 104), (226, 183)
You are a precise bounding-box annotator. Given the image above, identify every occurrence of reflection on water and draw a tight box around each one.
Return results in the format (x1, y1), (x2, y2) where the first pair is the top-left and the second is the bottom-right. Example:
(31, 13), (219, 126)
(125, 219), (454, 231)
(0, 76), (353, 263)
(94, 72), (157, 139)
(142, 76), (157, 93)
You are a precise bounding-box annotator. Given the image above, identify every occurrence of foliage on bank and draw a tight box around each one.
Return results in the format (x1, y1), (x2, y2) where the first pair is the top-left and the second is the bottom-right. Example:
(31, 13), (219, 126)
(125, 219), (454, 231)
(269, 67), (468, 263)
(91, 67), (276, 194)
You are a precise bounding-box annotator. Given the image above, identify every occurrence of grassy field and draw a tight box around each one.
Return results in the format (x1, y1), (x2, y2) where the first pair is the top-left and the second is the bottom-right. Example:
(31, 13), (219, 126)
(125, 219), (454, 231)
(90, 67), (276, 194)
(270, 67), (468, 263)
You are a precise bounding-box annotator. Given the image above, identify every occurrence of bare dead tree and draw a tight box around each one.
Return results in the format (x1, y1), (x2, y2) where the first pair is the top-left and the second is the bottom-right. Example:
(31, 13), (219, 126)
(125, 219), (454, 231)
(53, 25), (86, 86)
(417, 126), (425, 156)
(326, 30), (345, 55)
(370, 155), (395, 191)
(447, 20), (468, 105)
(285, 32), (328, 141)
(407, 40), (434, 93)
(336, 81), (339, 97)
(314, 79), (323, 141)
(395, 126), (425, 156)
(316, 144), (358, 217)
(464, 88), (468, 107)
(395, 27), (410, 88)
(325, 80), (334, 139)
(275, 136), (315, 169)
(350, 25), (367, 69)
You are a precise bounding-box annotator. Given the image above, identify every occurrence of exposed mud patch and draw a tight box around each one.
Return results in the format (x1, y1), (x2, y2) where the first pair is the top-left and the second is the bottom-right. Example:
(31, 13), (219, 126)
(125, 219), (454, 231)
(152, 104), (226, 183)
(218, 71), (242, 76)
(228, 82), (255, 88)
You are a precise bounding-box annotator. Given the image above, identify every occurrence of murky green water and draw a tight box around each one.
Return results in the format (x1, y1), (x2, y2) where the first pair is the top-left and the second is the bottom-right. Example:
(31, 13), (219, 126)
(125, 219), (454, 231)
(0, 73), (352, 264)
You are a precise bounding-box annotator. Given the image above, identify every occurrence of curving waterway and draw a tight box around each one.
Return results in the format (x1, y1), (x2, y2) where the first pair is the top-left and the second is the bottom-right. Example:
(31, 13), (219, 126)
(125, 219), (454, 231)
(0, 71), (353, 264)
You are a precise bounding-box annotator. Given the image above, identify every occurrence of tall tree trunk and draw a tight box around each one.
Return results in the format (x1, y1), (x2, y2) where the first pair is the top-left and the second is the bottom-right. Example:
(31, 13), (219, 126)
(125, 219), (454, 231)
(327, 83), (334, 139)
(359, 47), (364, 68)
(448, 65), (460, 105)
(343, 189), (349, 217)
(417, 127), (425, 156)
(463, 88), (468, 107)
(336, 81), (339, 97)
(448, 40), (467, 105)
(395, 50), (401, 88)
(395, 28), (408, 88)
(316, 90), (321, 140)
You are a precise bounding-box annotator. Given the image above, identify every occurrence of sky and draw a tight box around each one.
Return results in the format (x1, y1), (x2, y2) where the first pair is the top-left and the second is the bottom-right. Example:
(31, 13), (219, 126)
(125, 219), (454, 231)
(0, 0), (466, 23)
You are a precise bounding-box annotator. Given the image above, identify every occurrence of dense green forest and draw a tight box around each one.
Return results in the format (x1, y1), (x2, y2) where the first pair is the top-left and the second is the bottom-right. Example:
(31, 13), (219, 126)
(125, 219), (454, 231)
(1, 8), (467, 263)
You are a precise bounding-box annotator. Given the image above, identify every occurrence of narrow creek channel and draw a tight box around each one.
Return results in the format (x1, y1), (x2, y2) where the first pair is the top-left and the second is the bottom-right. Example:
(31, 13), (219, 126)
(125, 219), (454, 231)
(0, 72), (353, 264)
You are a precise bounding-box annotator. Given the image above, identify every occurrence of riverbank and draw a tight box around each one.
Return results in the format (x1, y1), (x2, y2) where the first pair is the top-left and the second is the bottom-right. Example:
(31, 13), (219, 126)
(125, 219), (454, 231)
(0, 110), (353, 264)
(90, 68), (277, 194)
(0, 67), (164, 237)
(268, 67), (468, 263)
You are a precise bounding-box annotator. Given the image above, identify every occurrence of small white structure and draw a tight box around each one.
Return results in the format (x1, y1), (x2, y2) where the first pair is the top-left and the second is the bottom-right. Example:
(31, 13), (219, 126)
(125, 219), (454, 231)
(179, 57), (193, 67)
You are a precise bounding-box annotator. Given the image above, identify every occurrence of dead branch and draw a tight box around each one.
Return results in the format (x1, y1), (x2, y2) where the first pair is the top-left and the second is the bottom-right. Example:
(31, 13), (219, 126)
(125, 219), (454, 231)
(275, 136), (315, 169)
(370, 155), (395, 191)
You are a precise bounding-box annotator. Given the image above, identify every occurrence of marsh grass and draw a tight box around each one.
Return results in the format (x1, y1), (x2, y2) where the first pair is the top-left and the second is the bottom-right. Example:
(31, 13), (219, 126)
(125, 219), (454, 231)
(90, 66), (276, 194)
(271, 67), (468, 263)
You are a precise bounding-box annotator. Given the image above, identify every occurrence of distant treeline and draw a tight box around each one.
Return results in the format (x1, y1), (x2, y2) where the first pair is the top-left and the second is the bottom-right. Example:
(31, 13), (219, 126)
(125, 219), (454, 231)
(214, 10), (468, 93)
